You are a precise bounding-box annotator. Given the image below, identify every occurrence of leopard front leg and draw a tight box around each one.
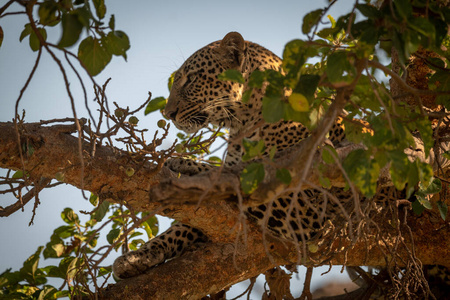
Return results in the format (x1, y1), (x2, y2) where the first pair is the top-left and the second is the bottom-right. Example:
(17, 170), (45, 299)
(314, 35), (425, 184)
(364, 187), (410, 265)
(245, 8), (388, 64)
(164, 157), (214, 175)
(113, 223), (207, 279)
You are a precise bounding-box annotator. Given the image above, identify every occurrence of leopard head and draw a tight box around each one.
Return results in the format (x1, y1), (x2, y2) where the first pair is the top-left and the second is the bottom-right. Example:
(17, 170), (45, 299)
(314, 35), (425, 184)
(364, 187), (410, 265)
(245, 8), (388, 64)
(164, 32), (249, 133)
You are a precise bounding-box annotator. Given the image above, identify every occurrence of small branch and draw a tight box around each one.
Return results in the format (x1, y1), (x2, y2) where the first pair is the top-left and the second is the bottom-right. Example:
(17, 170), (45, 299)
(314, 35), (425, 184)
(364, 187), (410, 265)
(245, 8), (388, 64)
(298, 267), (314, 300)
(0, 177), (51, 217)
(368, 59), (450, 97)
(0, 0), (15, 16)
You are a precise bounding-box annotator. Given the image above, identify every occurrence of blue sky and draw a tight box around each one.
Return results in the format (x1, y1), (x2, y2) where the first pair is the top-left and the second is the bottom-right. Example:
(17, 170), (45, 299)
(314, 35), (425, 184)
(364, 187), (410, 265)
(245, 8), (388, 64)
(0, 0), (357, 296)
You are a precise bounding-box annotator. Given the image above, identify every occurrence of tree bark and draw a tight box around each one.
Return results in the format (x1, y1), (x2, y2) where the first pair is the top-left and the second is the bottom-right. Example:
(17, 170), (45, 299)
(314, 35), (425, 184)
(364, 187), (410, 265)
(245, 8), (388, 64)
(0, 120), (449, 299)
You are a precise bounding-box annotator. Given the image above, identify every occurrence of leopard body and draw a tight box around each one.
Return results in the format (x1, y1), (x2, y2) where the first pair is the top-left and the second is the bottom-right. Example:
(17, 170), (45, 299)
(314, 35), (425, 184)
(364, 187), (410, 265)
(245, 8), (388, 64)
(113, 32), (375, 279)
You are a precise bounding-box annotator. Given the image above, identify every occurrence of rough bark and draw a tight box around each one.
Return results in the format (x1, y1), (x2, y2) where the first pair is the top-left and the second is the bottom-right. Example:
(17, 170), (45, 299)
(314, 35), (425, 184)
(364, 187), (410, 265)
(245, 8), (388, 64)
(0, 120), (449, 299)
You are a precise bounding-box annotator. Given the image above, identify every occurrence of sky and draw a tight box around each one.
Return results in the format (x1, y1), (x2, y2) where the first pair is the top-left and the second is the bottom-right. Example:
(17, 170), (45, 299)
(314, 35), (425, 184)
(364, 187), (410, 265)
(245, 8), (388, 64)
(0, 0), (358, 296)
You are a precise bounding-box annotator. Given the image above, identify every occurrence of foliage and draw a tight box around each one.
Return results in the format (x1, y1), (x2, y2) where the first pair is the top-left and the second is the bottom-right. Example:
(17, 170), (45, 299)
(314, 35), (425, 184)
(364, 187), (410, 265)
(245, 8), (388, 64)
(0, 198), (158, 299)
(218, 0), (450, 213)
(6, 0), (130, 76)
(1, 0), (450, 299)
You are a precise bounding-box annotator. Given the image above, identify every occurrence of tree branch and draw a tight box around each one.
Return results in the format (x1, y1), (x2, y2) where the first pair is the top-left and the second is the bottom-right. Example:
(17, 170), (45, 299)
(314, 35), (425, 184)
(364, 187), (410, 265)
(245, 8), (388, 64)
(1, 120), (449, 299)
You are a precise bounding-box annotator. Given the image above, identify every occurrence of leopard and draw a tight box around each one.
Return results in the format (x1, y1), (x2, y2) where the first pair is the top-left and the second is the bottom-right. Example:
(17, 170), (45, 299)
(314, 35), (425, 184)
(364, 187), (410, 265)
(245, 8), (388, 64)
(111, 32), (411, 280)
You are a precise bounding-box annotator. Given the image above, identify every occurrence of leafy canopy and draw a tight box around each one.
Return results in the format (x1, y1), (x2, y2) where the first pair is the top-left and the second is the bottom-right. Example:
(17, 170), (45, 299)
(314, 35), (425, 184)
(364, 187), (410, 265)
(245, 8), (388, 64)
(1, 0), (450, 298)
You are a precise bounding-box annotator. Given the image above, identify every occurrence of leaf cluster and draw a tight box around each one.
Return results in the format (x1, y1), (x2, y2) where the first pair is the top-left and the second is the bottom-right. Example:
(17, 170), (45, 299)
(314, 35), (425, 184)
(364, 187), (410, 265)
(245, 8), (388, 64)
(0, 195), (159, 299)
(221, 0), (450, 215)
(1, 0), (130, 76)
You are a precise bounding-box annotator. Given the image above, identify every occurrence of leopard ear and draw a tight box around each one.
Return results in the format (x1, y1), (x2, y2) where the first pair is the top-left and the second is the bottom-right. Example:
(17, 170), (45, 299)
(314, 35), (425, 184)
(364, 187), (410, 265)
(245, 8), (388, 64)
(215, 32), (247, 70)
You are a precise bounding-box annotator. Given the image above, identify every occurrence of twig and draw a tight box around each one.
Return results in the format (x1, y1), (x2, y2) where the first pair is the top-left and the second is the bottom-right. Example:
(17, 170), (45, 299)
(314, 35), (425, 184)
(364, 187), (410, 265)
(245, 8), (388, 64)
(297, 267), (313, 300)
(0, 177), (51, 217)
(368, 59), (450, 97)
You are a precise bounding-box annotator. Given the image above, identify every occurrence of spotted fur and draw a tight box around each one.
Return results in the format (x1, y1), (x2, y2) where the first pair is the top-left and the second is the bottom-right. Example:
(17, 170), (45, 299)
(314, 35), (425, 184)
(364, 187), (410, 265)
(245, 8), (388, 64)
(114, 32), (353, 279)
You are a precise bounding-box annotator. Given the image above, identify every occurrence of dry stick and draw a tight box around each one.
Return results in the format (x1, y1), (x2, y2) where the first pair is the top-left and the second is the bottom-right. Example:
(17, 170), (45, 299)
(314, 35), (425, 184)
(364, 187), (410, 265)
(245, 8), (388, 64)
(309, 0), (338, 40)
(289, 69), (362, 196)
(298, 267), (314, 300)
(0, 178), (52, 217)
(54, 44), (114, 133)
(63, 51), (97, 129)
(25, 5), (87, 199)
(13, 47), (42, 193)
(229, 276), (257, 300)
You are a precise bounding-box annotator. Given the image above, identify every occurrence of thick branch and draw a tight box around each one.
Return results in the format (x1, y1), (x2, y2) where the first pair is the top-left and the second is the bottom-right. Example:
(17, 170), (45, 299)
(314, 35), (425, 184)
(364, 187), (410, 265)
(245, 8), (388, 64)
(1, 121), (449, 299)
(99, 208), (450, 299)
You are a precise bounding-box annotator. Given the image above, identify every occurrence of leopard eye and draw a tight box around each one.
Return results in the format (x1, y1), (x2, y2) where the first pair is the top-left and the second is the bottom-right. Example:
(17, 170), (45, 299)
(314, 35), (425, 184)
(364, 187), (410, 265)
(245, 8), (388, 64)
(185, 73), (197, 86)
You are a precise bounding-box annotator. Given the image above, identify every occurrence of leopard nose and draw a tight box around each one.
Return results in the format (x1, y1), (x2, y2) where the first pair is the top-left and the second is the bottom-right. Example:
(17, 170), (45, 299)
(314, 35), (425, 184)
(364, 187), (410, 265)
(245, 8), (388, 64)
(164, 107), (179, 120)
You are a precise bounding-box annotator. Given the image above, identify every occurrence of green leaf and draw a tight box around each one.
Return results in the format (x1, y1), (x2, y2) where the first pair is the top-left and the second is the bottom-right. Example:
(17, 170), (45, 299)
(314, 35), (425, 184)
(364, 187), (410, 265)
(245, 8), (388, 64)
(57, 257), (79, 281)
(20, 24), (32, 42)
(408, 17), (435, 43)
(352, 20), (379, 46)
(240, 163), (265, 194)
(319, 175), (331, 188)
(36, 285), (58, 300)
(144, 97), (166, 115)
(54, 225), (75, 239)
(74, 6), (90, 27)
(284, 105), (310, 124)
(42, 265), (65, 279)
(218, 69), (244, 84)
(437, 201), (448, 220)
(356, 4), (381, 19)
(168, 71), (176, 91)
(302, 9), (323, 34)
(29, 28), (47, 52)
(394, 0), (412, 19)
(51, 243), (65, 257)
(326, 51), (355, 84)
(20, 246), (43, 285)
(12, 170), (29, 179)
(93, 0), (106, 19)
(248, 70), (266, 88)
(89, 193), (99, 206)
(93, 200), (110, 222)
(269, 147), (277, 160)
(38, 1), (59, 26)
(109, 14), (115, 31)
(98, 266), (112, 277)
(78, 36), (112, 76)
(276, 168), (292, 185)
(242, 89), (252, 103)
(419, 177), (442, 195)
(412, 199), (426, 215)
(322, 145), (338, 164)
(61, 208), (79, 225)
(426, 57), (446, 70)
(431, 18), (448, 48)
(107, 228), (121, 244)
(129, 239), (145, 251)
(58, 13), (83, 48)
(417, 161), (433, 187)
(142, 215), (159, 238)
(242, 139), (265, 161)
(104, 30), (130, 59)
(282, 39), (310, 76)
(343, 149), (379, 197)
(388, 150), (410, 190)
(262, 96), (285, 123)
(293, 74), (320, 100)
(416, 193), (432, 209)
